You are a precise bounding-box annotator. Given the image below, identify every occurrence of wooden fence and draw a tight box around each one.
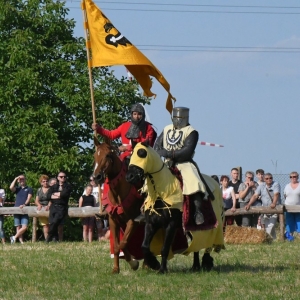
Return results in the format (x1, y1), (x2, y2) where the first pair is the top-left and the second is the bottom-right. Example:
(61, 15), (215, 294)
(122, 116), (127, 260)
(0, 206), (105, 242)
(1, 205), (299, 241)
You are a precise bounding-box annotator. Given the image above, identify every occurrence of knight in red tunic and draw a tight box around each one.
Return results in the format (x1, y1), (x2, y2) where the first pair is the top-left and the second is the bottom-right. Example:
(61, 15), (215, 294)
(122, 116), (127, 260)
(92, 103), (156, 161)
(92, 103), (157, 221)
(92, 104), (156, 257)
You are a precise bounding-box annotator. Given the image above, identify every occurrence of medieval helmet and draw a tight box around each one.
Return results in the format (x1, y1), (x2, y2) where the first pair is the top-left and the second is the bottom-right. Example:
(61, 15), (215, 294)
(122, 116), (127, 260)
(130, 103), (145, 124)
(172, 107), (189, 129)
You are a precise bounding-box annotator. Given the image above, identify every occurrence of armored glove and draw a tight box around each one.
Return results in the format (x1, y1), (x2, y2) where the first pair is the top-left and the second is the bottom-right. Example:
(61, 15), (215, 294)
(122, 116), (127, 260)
(156, 148), (171, 158)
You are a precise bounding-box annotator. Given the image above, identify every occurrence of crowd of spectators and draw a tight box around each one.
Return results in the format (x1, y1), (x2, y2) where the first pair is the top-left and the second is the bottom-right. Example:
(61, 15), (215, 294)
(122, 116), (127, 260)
(0, 172), (109, 244)
(213, 168), (300, 241)
(1, 167), (300, 244)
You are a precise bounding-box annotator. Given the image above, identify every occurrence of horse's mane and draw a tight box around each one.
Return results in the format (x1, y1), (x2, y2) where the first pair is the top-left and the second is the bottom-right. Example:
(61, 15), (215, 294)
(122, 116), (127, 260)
(97, 142), (111, 151)
(96, 142), (119, 156)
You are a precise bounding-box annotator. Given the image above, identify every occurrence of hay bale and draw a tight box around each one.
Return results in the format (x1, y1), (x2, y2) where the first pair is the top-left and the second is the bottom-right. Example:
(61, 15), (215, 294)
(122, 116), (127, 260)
(224, 225), (273, 244)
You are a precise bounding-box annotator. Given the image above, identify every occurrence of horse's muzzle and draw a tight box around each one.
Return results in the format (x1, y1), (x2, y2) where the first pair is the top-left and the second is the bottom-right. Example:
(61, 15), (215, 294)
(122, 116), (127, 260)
(126, 165), (144, 185)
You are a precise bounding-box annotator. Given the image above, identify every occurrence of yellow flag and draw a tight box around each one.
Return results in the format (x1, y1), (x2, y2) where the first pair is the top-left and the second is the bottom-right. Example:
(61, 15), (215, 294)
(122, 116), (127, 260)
(83, 0), (175, 113)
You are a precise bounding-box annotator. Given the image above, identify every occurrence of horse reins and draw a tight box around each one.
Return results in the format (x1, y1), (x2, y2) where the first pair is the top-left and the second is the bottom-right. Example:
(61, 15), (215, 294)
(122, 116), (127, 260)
(144, 163), (174, 217)
(145, 162), (165, 177)
(97, 150), (115, 179)
(144, 163), (165, 194)
(106, 161), (127, 188)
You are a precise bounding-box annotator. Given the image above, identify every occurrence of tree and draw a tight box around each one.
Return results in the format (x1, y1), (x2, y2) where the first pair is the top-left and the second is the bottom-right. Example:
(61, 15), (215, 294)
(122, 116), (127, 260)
(0, 0), (149, 199)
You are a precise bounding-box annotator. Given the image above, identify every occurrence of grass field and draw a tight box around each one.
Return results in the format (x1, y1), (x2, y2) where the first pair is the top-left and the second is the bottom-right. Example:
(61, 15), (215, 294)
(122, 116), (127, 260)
(1, 239), (300, 300)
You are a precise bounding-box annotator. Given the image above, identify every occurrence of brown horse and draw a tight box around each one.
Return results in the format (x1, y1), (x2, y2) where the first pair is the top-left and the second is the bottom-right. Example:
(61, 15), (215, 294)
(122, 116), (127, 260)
(93, 137), (144, 274)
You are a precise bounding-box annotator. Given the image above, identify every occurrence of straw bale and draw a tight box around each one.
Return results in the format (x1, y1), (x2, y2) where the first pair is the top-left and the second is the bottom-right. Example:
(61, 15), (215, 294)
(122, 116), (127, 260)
(224, 225), (273, 244)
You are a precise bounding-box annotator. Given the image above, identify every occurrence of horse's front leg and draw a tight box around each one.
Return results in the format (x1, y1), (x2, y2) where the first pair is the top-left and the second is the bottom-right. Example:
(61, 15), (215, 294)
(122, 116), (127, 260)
(110, 216), (121, 274)
(191, 251), (201, 272)
(202, 248), (214, 271)
(159, 219), (178, 274)
(119, 219), (139, 271)
(142, 220), (160, 271)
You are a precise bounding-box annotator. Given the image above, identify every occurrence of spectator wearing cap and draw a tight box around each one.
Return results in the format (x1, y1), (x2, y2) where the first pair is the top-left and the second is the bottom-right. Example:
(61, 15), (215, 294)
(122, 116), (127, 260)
(9, 174), (33, 244)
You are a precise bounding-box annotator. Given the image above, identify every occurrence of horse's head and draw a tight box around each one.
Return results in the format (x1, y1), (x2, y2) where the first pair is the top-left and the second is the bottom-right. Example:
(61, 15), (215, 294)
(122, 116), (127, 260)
(126, 141), (162, 185)
(93, 136), (118, 184)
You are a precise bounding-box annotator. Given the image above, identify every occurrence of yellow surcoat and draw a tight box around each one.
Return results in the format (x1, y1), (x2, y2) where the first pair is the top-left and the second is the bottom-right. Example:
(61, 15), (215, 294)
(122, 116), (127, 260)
(130, 143), (183, 212)
(162, 124), (207, 195)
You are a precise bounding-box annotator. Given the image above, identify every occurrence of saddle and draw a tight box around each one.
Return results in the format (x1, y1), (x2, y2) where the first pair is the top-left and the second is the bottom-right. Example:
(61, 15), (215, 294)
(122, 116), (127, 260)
(102, 161), (144, 222)
(169, 166), (217, 231)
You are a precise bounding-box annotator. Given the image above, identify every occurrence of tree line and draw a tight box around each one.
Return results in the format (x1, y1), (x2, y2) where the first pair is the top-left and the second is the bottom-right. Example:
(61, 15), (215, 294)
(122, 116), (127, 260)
(0, 0), (149, 200)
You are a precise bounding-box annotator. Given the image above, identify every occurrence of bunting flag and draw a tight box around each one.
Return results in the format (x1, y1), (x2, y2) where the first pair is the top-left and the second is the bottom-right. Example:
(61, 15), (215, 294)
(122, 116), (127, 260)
(82, 0), (176, 113)
(199, 142), (224, 147)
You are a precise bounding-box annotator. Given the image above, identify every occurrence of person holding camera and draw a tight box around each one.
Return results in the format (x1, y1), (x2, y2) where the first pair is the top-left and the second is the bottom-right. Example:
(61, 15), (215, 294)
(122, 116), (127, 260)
(238, 171), (259, 227)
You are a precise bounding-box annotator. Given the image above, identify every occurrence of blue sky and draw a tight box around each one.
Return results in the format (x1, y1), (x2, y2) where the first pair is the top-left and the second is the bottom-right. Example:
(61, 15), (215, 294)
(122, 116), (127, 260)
(64, 0), (300, 176)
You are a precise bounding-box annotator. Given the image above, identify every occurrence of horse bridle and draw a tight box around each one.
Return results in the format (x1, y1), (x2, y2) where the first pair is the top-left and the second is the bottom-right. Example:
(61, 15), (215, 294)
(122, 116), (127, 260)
(142, 162), (165, 193)
(145, 162), (165, 177)
(94, 149), (116, 182)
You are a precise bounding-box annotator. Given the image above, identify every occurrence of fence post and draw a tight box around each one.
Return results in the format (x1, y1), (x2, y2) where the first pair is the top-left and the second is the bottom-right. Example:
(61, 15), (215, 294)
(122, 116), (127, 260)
(279, 213), (284, 241)
(32, 217), (37, 243)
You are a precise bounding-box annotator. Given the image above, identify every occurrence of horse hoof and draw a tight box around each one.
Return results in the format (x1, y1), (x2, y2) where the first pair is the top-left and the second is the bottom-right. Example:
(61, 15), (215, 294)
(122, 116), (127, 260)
(129, 260), (139, 271)
(142, 262), (150, 270)
(142, 255), (161, 271)
(202, 265), (213, 272)
(142, 261), (160, 271)
(153, 262), (161, 271)
(201, 263), (213, 272)
(112, 267), (120, 274)
(157, 268), (167, 274)
(190, 265), (201, 272)
(202, 253), (214, 272)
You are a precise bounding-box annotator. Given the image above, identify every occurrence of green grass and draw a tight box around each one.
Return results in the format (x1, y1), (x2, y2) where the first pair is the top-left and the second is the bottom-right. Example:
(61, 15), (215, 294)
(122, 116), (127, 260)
(1, 239), (300, 300)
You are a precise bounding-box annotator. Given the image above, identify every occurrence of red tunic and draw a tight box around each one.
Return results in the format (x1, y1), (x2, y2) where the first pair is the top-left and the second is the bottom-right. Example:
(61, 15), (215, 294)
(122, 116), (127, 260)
(98, 122), (156, 256)
(96, 121), (156, 160)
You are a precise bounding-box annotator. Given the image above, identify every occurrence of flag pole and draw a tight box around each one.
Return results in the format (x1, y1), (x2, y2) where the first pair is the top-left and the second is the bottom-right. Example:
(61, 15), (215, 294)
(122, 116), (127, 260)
(81, 0), (102, 213)
(81, 0), (96, 125)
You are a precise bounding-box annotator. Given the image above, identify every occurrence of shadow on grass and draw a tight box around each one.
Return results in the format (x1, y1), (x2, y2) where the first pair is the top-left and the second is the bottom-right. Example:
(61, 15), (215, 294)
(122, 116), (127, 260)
(144, 263), (299, 274)
(213, 263), (294, 273)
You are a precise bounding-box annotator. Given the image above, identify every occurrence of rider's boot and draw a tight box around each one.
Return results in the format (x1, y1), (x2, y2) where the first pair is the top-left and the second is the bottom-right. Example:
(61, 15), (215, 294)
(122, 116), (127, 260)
(191, 192), (206, 225)
(135, 204), (145, 223)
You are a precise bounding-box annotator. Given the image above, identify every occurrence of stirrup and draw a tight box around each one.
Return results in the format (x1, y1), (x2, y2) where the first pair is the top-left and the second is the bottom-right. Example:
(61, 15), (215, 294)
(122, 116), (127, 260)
(134, 214), (145, 223)
(195, 212), (204, 225)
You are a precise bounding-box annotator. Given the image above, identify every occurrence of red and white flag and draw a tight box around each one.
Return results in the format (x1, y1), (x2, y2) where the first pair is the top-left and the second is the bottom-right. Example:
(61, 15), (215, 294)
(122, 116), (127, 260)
(199, 141), (224, 147)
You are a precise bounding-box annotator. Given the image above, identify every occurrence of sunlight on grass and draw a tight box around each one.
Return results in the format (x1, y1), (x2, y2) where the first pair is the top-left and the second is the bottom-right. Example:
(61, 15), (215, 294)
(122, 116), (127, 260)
(1, 240), (300, 299)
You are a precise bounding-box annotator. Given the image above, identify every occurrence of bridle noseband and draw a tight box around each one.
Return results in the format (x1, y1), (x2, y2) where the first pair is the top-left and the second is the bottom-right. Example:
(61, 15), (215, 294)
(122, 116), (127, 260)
(94, 148), (116, 182)
(129, 162), (165, 191)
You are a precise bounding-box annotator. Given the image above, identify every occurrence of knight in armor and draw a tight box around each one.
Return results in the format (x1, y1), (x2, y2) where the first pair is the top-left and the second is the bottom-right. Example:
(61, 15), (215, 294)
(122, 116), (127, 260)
(154, 107), (207, 225)
(92, 103), (157, 161)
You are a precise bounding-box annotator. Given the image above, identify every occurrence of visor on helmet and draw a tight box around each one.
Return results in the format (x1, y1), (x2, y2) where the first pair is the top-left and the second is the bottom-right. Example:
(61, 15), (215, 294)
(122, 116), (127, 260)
(172, 107), (189, 129)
